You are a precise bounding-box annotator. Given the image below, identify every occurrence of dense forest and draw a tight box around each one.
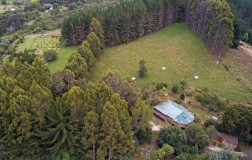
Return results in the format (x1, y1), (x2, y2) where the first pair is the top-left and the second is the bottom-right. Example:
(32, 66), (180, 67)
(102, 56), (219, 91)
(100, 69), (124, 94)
(62, 0), (178, 46)
(0, 55), (153, 159)
(185, 0), (234, 56)
(226, 0), (252, 45)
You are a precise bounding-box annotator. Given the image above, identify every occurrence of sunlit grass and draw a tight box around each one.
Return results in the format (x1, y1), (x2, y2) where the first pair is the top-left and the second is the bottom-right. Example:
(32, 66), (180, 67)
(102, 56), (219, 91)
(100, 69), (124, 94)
(90, 23), (252, 102)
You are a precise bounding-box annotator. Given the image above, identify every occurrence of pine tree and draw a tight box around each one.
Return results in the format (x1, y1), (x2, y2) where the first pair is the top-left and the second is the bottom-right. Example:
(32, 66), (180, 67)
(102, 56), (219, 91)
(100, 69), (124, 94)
(131, 100), (153, 133)
(31, 57), (51, 89)
(89, 18), (105, 48)
(86, 32), (102, 58)
(8, 86), (33, 144)
(65, 52), (89, 79)
(29, 80), (53, 127)
(63, 86), (87, 121)
(78, 40), (96, 71)
(139, 59), (147, 77)
(36, 98), (80, 155)
(82, 111), (100, 160)
(97, 102), (127, 160)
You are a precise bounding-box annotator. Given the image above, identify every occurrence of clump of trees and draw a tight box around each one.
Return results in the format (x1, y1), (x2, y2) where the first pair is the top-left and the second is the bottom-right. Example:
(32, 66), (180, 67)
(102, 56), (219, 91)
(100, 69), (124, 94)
(0, 55), (153, 159)
(219, 104), (252, 144)
(185, 0), (234, 56)
(157, 125), (210, 155)
(43, 49), (57, 62)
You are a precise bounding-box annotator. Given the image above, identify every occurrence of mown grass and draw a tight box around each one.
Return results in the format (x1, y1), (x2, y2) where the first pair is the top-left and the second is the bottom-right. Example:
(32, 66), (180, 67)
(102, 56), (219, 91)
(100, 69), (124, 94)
(90, 23), (252, 102)
(47, 46), (79, 74)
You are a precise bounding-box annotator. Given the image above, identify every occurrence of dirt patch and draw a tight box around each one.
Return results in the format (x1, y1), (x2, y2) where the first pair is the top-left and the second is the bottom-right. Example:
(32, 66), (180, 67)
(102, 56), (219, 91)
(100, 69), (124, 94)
(134, 141), (159, 160)
(231, 43), (252, 75)
(25, 29), (61, 38)
(149, 121), (161, 131)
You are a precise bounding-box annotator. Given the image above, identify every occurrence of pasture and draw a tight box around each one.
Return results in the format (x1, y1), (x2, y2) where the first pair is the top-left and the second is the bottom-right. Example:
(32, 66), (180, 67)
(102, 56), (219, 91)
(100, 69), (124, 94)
(90, 23), (252, 102)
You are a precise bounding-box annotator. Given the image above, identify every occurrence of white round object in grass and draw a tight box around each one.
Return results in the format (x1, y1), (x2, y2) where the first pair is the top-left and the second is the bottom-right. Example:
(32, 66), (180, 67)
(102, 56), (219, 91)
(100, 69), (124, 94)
(132, 77), (136, 80)
(216, 61), (219, 64)
(194, 76), (199, 80)
(212, 116), (218, 121)
(162, 67), (166, 70)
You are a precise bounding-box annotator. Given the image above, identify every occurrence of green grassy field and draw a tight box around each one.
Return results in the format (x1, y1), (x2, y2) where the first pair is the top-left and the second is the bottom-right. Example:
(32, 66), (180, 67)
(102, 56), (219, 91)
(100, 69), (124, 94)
(47, 46), (79, 74)
(90, 23), (252, 102)
(18, 37), (60, 52)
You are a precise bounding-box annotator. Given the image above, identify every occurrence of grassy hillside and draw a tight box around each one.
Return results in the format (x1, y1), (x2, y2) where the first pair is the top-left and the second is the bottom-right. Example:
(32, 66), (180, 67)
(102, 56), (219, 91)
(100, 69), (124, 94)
(90, 23), (252, 102)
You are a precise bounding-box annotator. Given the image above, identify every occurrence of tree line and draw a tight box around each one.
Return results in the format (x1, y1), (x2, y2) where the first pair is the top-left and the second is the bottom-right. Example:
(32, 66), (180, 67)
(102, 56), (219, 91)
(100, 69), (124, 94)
(61, 0), (178, 46)
(185, 0), (234, 56)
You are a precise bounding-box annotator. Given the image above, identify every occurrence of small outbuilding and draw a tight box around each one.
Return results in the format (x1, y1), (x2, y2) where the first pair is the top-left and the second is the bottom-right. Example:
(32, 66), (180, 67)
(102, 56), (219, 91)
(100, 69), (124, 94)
(216, 132), (238, 149)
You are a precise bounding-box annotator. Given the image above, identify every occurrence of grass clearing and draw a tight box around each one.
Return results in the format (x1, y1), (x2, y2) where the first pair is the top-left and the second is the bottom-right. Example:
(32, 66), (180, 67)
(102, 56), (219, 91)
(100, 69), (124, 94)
(18, 37), (60, 52)
(47, 46), (79, 74)
(90, 23), (252, 102)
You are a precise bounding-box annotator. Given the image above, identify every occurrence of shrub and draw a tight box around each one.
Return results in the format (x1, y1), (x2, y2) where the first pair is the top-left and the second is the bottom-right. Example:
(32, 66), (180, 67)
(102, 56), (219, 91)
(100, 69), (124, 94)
(43, 49), (57, 62)
(68, 4), (76, 10)
(180, 94), (185, 100)
(195, 94), (212, 104)
(157, 126), (186, 154)
(208, 105), (217, 112)
(156, 82), (168, 90)
(135, 127), (153, 144)
(172, 84), (179, 93)
(204, 119), (216, 128)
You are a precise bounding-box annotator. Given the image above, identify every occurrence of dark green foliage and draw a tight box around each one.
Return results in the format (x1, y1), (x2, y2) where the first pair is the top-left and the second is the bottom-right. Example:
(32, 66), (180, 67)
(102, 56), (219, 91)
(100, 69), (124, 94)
(185, 124), (210, 150)
(180, 94), (185, 100)
(204, 119), (216, 128)
(221, 104), (252, 144)
(227, 0), (252, 45)
(86, 32), (102, 58)
(185, 0), (234, 56)
(78, 40), (96, 71)
(52, 70), (87, 97)
(195, 94), (212, 105)
(36, 98), (81, 156)
(65, 52), (89, 79)
(195, 93), (226, 112)
(18, 49), (37, 64)
(157, 126), (187, 154)
(135, 127), (153, 144)
(43, 49), (58, 62)
(172, 84), (179, 93)
(62, 0), (178, 46)
(156, 82), (168, 90)
(139, 59), (147, 77)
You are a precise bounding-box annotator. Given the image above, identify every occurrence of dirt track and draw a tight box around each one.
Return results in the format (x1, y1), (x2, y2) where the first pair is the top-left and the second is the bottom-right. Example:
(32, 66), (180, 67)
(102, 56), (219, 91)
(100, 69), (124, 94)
(230, 42), (252, 75)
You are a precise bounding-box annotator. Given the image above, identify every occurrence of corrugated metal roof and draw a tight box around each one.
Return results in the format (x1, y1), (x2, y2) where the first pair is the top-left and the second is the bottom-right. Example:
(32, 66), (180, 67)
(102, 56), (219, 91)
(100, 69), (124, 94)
(216, 132), (238, 145)
(154, 101), (194, 125)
